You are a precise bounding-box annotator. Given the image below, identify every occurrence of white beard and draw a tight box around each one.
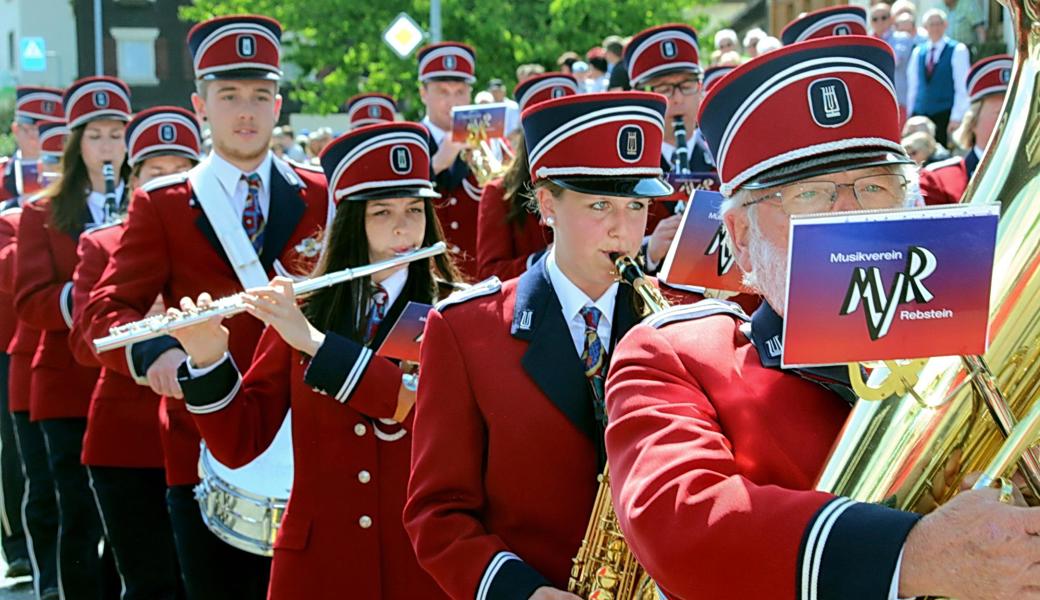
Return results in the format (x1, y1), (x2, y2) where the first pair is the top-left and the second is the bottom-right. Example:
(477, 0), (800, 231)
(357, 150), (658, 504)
(741, 208), (789, 315)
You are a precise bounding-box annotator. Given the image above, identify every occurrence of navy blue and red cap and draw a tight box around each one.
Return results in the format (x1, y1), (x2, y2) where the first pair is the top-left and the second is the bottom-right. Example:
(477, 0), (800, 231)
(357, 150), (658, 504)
(514, 73), (578, 112)
(417, 42), (476, 83)
(319, 122), (440, 204)
(624, 24), (701, 88)
(702, 65), (734, 92)
(699, 36), (909, 196)
(188, 14), (282, 81)
(15, 86), (63, 123)
(781, 5), (868, 45)
(521, 91), (671, 198)
(125, 106), (203, 167)
(967, 54), (1013, 103)
(347, 93), (397, 129)
(38, 121), (69, 162)
(63, 76), (132, 130)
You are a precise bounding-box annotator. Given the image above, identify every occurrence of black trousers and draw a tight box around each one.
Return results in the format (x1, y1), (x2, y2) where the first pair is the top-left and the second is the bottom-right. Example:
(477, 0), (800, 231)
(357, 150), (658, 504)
(88, 466), (183, 600)
(11, 410), (59, 597)
(924, 109), (952, 148)
(38, 417), (104, 600)
(0, 353), (28, 565)
(166, 484), (270, 600)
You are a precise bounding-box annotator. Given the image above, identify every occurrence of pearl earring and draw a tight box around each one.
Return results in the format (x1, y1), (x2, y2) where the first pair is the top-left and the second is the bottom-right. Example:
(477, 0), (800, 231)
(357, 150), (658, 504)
(545, 216), (555, 226)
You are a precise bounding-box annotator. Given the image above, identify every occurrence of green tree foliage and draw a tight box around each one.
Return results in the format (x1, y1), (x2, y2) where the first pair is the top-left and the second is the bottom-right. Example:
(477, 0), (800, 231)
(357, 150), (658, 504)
(181, 0), (713, 119)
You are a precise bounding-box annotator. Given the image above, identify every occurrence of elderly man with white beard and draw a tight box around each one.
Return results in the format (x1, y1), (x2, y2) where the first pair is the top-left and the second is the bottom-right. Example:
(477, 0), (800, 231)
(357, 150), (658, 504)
(602, 35), (1040, 600)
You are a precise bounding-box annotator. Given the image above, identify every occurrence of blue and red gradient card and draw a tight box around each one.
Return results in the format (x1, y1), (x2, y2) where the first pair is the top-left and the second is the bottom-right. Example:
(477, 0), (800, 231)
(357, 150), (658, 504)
(450, 103), (507, 143)
(659, 189), (746, 294)
(376, 302), (432, 363)
(781, 204), (999, 367)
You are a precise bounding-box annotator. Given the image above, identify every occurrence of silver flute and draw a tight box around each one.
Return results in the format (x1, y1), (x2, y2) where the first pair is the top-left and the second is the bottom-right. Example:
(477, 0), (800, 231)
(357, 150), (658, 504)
(93, 242), (447, 353)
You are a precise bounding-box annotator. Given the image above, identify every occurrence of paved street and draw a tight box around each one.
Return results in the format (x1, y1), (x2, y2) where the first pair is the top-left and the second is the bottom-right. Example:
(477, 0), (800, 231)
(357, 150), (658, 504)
(0, 555), (33, 600)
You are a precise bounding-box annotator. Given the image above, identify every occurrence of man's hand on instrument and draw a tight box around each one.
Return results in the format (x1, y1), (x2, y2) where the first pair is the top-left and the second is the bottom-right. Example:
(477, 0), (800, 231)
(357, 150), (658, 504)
(432, 137), (467, 175)
(241, 276), (325, 356)
(146, 347), (188, 399)
(167, 293), (229, 371)
(899, 486), (1040, 600)
(529, 588), (581, 600)
(647, 214), (682, 265)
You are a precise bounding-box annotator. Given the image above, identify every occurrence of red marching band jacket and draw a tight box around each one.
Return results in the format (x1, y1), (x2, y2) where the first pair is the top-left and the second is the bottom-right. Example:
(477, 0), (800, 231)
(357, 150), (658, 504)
(0, 202), (40, 414)
(474, 178), (551, 281)
(918, 151), (979, 206)
(428, 134), (483, 280)
(604, 300), (921, 600)
(83, 159), (329, 486)
(180, 294), (445, 599)
(14, 196), (100, 420)
(0, 201), (20, 353)
(69, 222), (164, 469)
(404, 258), (699, 600)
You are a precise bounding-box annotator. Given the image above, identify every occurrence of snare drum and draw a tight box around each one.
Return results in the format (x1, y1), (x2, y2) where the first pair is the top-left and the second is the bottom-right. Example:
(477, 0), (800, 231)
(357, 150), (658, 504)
(194, 412), (294, 556)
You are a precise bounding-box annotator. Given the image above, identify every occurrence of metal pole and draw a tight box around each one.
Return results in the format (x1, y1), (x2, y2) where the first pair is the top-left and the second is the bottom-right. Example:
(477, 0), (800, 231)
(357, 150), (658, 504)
(93, 0), (103, 75)
(430, 0), (442, 43)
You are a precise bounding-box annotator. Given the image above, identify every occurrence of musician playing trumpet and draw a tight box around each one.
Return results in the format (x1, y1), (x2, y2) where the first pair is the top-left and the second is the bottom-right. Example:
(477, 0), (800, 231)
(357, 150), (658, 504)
(171, 122), (458, 600)
(604, 36), (1040, 600)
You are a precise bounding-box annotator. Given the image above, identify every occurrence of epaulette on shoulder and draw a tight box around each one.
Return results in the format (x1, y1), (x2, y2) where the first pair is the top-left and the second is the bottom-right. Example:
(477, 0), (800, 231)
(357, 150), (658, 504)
(83, 220), (123, 235)
(0, 203), (21, 217)
(924, 156), (962, 172)
(435, 276), (502, 312)
(140, 172), (189, 193)
(288, 159), (324, 174)
(644, 298), (749, 329)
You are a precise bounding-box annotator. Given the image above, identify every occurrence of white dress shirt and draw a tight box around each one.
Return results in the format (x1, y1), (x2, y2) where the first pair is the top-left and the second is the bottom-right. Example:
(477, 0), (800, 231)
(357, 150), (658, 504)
(546, 248), (618, 357)
(421, 116), (447, 146)
(205, 150), (274, 221)
(85, 182), (127, 225)
(906, 37), (971, 122)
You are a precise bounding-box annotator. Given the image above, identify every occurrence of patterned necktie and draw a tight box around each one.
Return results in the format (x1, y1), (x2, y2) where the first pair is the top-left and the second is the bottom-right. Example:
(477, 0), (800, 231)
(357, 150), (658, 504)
(926, 45), (937, 77)
(365, 283), (390, 344)
(580, 306), (608, 427)
(242, 173), (266, 253)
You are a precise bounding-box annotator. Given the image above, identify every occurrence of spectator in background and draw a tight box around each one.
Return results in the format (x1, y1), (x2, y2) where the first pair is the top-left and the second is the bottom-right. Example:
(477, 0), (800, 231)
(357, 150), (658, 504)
(893, 1), (930, 39)
(307, 127), (333, 161)
(872, 3), (916, 124)
(474, 91), (495, 104)
(711, 29), (740, 65)
(273, 126), (307, 162)
(902, 131), (937, 165)
(571, 60), (590, 90)
(584, 48), (610, 92)
(556, 51), (580, 75)
(903, 114), (952, 163)
(907, 8), (970, 147)
(603, 35), (625, 76)
(743, 28), (766, 59)
(488, 78), (521, 133)
(516, 63), (546, 83)
(716, 51), (742, 67)
(944, 0), (987, 47)
(757, 36), (783, 55)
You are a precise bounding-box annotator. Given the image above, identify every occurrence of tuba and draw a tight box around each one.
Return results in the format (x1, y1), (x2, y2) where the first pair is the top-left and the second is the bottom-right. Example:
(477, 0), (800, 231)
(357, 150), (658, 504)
(568, 254), (664, 600)
(815, 0), (1040, 509)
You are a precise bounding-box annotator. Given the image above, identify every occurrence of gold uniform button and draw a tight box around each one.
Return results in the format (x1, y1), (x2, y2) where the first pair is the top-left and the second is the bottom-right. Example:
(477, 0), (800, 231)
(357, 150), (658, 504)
(359, 515), (373, 529)
(354, 423), (367, 437)
(358, 470), (371, 484)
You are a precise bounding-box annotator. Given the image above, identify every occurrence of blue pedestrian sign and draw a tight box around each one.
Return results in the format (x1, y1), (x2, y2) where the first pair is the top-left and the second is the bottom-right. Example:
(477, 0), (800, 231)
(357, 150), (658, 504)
(20, 37), (47, 72)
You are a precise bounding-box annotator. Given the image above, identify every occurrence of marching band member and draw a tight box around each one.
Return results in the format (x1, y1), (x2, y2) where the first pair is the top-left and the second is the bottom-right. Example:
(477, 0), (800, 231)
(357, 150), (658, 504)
(474, 73), (578, 281)
(405, 91), (682, 600)
(170, 121), (456, 600)
(919, 54), (1012, 205)
(346, 93), (397, 129)
(417, 41), (483, 277)
(84, 14), (329, 599)
(624, 25), (715, 271)
(0, 126), (66, 599)
(780, 5), (869, 45)
(14, 75), (132, 599)
(69, 106), (202, 600)
(604, 36), (1036, 600)
(701, 65), (734, 93)
(0, 86), (64, 202)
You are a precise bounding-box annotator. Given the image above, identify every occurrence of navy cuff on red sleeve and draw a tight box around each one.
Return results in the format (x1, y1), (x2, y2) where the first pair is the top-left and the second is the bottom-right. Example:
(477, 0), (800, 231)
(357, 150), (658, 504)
(302, 331), (373, 404)
(130, 335), (183, 377)
(477, 552), (551, 600)
(178, 355), (241, 414)
(797, 498), (922, 600)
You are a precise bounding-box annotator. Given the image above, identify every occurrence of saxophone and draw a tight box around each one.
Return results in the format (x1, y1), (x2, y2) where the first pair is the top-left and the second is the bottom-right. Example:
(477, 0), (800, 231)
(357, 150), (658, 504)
(816, 0), (1040, 509)
(568, 254), (666, 600)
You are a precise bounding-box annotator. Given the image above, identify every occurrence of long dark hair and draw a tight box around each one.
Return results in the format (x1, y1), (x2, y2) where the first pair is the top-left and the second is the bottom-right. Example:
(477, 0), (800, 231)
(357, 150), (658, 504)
(302, 198), (461, 343)
(502, 134), (534, 227)
(47, 125), (130, 235)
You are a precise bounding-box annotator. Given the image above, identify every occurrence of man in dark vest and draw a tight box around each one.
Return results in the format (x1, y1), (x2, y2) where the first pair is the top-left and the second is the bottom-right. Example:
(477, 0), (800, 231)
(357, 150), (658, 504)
(906, 8), (970, 147)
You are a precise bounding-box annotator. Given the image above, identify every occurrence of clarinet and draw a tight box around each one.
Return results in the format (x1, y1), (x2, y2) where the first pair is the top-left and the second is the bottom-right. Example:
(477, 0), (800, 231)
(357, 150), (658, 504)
(102, 161), (118, 223)
(672, 116), (690, 175)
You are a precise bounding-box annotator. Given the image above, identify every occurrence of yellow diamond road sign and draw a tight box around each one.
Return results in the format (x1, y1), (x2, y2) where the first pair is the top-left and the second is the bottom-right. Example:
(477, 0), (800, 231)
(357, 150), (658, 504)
(384, 13), (425, 58)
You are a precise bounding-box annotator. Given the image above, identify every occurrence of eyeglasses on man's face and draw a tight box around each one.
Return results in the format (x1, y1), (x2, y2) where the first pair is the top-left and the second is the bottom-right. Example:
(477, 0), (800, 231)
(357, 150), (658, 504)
(742, 174), (910, 215)
(649, 80), (702, 97)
